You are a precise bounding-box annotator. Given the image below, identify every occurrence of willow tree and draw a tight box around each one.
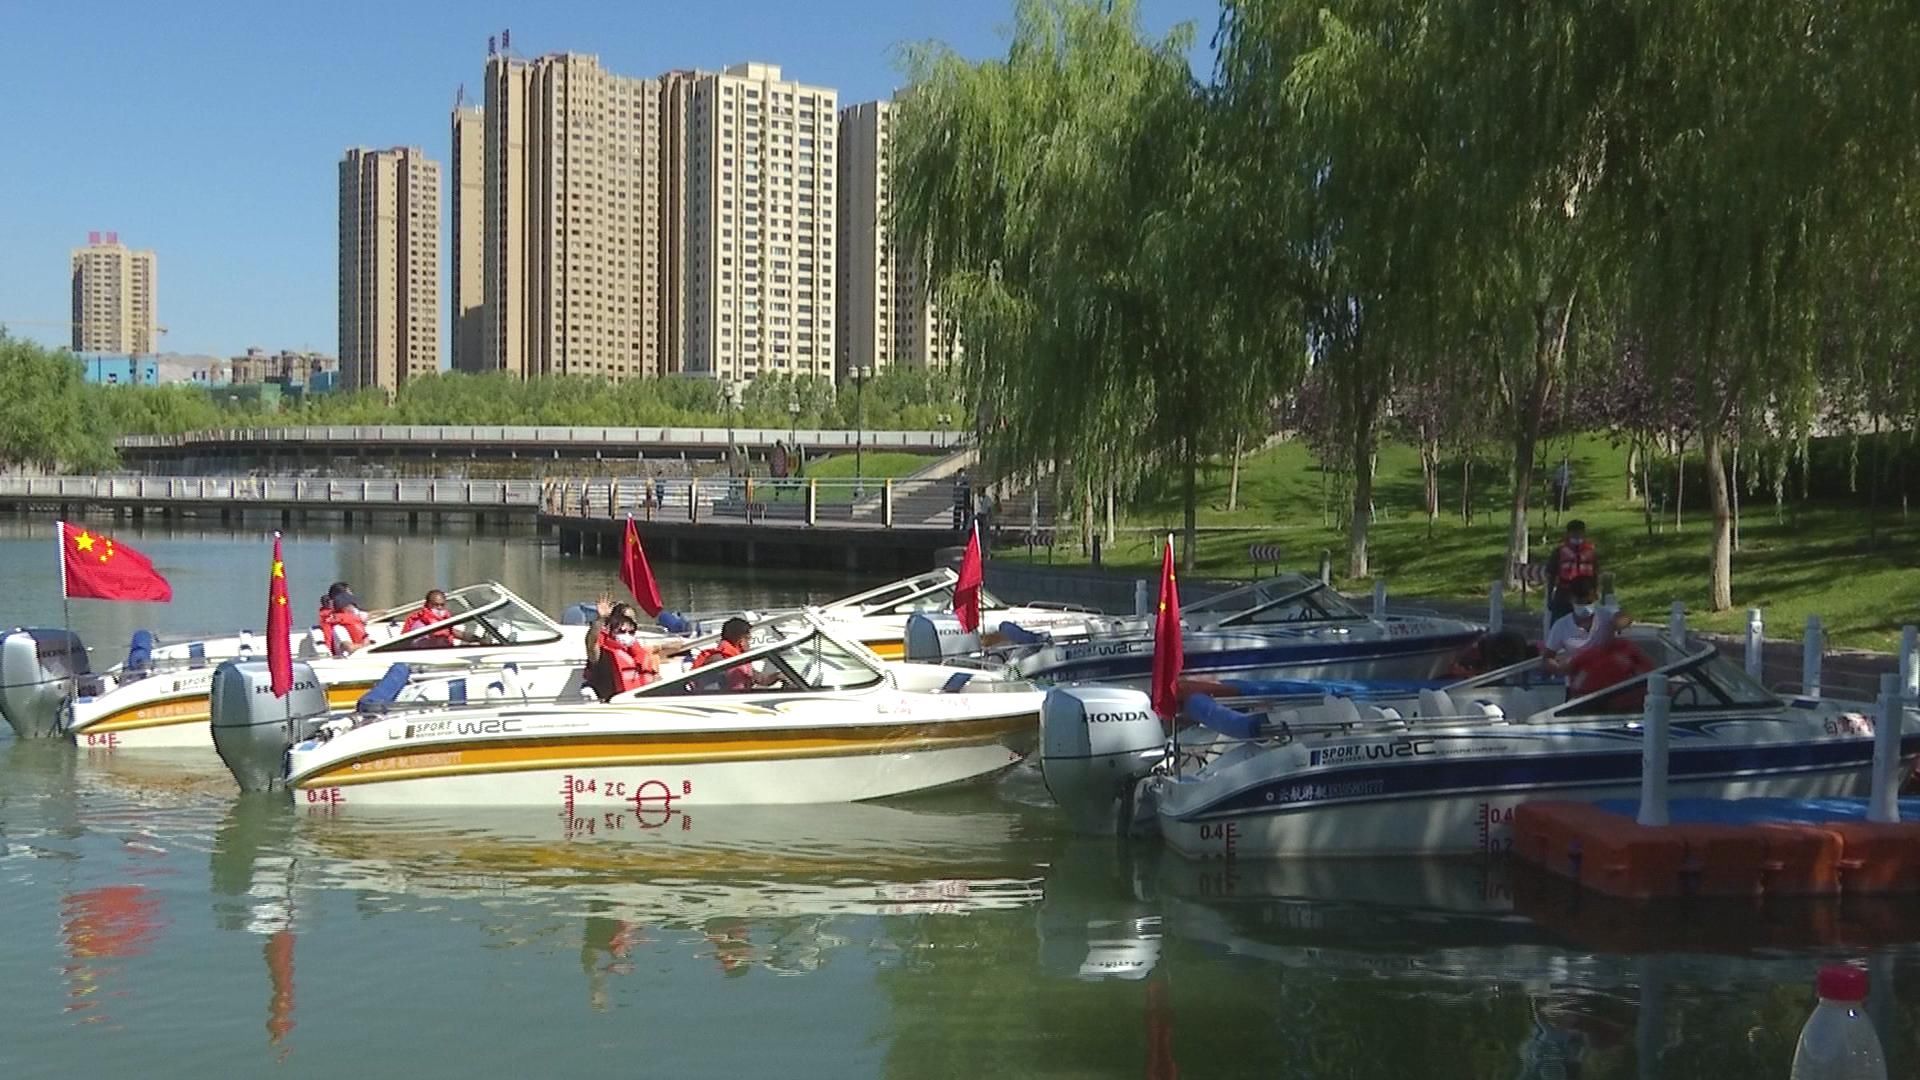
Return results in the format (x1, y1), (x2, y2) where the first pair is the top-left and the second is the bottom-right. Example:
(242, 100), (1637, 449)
(1216, 0), (1456, 578)
(891, 0), (1272, 570)
(1608, 0), (1920, 610)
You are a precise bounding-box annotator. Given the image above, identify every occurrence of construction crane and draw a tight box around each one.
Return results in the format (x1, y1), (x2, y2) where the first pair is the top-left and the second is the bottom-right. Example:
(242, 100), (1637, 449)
(0, 318), (171, 342)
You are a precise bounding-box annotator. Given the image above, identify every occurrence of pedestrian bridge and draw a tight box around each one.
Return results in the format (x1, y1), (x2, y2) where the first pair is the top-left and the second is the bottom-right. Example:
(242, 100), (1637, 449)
(0, 473), (1046, 572)
(114, 424), (965, 468)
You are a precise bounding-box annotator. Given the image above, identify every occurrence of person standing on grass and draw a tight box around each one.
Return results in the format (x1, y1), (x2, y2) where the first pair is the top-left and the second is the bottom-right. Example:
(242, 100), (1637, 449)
(1547, 520), (1598, 622)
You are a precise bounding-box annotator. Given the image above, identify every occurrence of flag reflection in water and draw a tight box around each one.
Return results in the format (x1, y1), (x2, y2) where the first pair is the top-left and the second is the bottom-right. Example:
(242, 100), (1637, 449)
(60, 884), (167, 1024)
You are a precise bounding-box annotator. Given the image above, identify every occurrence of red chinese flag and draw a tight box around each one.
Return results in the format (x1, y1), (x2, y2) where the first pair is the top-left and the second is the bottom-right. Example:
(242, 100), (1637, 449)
(1150, 535), (1183, 723)
(58, 522), (172, 602)
(267, 533), (293, 698)
(954, 523), (983, 633)
(619, 516), (664, 617)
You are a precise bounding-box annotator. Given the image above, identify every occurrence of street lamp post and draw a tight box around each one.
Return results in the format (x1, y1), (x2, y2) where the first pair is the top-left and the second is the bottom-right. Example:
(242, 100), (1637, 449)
(788, 393), (801, 472)
(724, 382), (740, 478)
(854, 365), (871, 500)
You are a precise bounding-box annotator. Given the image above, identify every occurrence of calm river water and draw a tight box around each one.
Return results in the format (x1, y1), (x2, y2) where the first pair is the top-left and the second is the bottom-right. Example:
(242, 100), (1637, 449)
(2, 519), (1917, 1078)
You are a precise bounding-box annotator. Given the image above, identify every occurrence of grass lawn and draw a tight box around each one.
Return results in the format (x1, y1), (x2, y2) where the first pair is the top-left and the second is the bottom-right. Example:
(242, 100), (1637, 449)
(749, 452), (937, 505)
(1007, 435), (1920, 651)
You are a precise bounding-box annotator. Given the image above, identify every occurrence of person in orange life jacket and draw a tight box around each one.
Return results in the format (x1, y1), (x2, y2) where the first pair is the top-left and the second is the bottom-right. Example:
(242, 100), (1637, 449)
(317, 582), (370, 656)
(1546, 520), (1599, 622)
(588, 608), (687, 701)
(1564, 608), (1655, 711)
(691, 617), (784, 692)
(400, 589), (480, 647)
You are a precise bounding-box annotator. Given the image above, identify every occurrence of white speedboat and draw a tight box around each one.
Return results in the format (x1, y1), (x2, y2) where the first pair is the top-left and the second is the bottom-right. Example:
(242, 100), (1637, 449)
(1039, 630), (1920, 858)
(210, 611), (1045, 807)
(1010, 574), (1480, 688)
(802, 568), (1100, 660)
(57, 583), (585, 751)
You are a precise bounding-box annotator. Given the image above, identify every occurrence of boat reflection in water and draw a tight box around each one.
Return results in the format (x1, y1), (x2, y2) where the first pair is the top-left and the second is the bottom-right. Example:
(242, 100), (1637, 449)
(206, 794), (1048, 1013)
(1035, 843), (1920, 1080)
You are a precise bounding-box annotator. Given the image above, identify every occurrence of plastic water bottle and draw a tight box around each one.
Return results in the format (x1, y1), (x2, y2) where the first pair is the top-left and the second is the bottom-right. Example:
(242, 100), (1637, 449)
(1790, 964), (1886, 1080)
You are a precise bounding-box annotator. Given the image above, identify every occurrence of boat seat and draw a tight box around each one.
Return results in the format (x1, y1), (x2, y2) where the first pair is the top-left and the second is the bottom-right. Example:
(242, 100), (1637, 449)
(1418, 688), (1456, 719)
(1363, 705), (1405, 725)
(1320, 694), (1363, 729)
(1469, 699), (1505, 721)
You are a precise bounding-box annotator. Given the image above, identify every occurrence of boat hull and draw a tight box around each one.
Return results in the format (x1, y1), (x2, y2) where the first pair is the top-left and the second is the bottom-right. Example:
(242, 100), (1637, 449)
(1023, 631), (1478, 690)
(288, 709), (1042, 808)
(1156, 734), (1920, 860)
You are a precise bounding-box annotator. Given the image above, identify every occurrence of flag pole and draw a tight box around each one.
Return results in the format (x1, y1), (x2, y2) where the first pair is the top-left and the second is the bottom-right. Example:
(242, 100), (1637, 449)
(56, 519), (72, 631)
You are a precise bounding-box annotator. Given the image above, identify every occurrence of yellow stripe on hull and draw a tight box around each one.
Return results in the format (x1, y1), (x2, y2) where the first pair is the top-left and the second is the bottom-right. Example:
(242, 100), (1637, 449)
(862, 639), (905, 660)
(83, 683), (369, 734)
(299, 712), (1039, 789)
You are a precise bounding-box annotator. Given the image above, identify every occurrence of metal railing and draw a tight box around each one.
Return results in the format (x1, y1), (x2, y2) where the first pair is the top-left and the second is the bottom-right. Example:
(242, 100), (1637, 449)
(0, 475), (541, 506)
(542, 475), (1053, 535)
(115, 425), (968, 451)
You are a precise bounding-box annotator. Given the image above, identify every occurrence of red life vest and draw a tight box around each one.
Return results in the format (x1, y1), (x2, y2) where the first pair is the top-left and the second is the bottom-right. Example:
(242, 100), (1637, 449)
(402, 608), (456, 647)
(317, 603), (369, 656)
(596, 631), (658, 697)
(1567, 639), (1655, 710)
(1554, 539), (1596, 585)
(692, 638), (752, 691)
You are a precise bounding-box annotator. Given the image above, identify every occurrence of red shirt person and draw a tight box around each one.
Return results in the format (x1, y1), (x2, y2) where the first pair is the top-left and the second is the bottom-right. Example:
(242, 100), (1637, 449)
(401, 589), (460, 647)
(1565, 611), (1656, 711)
(690, 618), (782, 692)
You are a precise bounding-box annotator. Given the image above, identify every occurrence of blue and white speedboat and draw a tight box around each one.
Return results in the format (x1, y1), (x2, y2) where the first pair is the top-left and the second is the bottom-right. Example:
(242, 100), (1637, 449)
(1009, 574), (1479, 689)
(1038, 630), (1920, 859)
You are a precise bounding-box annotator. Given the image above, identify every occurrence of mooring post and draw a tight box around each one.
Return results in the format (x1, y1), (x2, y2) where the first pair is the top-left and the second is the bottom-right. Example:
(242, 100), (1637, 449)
(1667, 601), (1686, 643)
(1870, 673), (1903, 824)
(1802, 614), (1823, 698)
(1636, 673), (1671, 827)
(1133, 580), (1151, 617)
(1487, 580), (1504, 635)
(1744, 608), (1765, 681)
(806, 478), (818, 526)
(1372, 578), (1388, 618)
(1318, 550), (1331, 585)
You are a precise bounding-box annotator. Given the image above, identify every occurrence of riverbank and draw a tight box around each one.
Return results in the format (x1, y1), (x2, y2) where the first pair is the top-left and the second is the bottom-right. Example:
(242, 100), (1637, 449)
(1000, 435), (1920, 652)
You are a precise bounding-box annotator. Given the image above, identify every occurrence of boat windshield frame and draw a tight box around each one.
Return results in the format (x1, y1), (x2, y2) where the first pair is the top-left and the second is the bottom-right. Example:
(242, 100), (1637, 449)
(822, 569), (1007, 618)
(1553, 634), (1784, 718)
(369, 583), (564, 652)
(1210, 581), (1366, 628)
(624, 612), (889, 698)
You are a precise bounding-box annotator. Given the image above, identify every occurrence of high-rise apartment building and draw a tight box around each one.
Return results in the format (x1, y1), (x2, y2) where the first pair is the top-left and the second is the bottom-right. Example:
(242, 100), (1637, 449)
(836, 100), (961, 377)
(69, 233), (157, 354)
(338, 146), (441, 395)
(480, 52), (674, 380)
(450, 102), (486, 373)
(686, 63), (838, 384)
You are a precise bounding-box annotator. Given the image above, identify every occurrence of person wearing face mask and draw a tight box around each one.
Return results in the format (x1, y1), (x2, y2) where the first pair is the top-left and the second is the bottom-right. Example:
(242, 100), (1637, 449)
(401, 589), (461, 647)
(587, 606), (686, 701)
(1543, 577), (1601, 670)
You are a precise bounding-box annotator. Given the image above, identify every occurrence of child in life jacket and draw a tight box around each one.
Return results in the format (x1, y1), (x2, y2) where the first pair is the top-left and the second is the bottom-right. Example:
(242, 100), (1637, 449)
(318, 582), (370, 656)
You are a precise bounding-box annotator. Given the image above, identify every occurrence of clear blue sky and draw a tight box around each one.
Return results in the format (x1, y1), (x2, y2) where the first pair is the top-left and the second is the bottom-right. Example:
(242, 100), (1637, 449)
(0, 0), (1219, 360)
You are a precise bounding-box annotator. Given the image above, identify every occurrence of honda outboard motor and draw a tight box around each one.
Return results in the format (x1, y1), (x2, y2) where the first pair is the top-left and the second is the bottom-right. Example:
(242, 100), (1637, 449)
(904, 613), (983, 662)
(1039, 686), (1167, 835)
(209, 659), (329, 794)
(0, 627), (91, 739)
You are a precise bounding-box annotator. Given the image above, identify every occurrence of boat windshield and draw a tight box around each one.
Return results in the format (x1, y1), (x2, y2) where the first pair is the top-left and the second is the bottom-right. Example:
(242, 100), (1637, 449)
(637, 617), (885, 696)
(862, 580), (1006, 616)
(1186, 575), (1318, 615)
(371, 585), (563, 651)
(1214, 582), (1365, 627)
(1559, 636), (1782, 716)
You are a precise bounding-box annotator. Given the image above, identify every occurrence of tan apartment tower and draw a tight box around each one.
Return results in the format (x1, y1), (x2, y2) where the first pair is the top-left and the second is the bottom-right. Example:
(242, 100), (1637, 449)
(70, 233), (157, 354)
(836, 100), (961, 377)
(686, 63), (838, 384)
(481, 52), (675, 380)
(338, 146), (441, 395)
(450, 101), (486, 372)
